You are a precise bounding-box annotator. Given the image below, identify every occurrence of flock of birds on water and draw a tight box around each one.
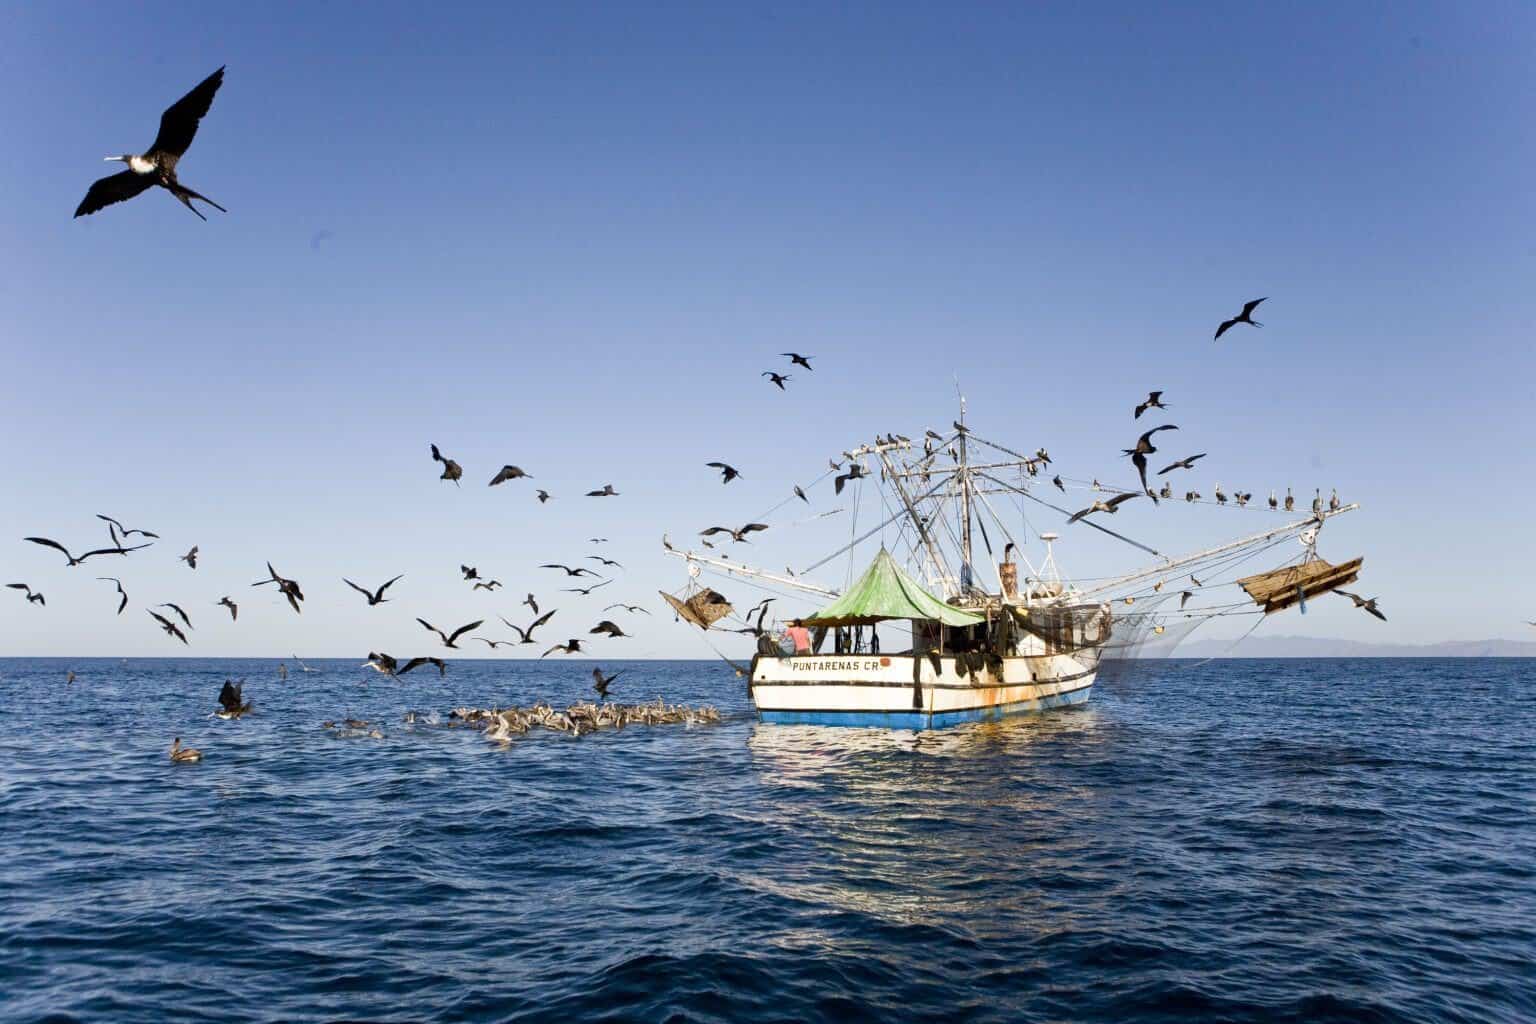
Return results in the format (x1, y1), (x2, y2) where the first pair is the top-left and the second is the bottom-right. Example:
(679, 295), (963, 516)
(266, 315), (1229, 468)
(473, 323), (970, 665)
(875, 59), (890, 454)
(18, 64), (1493, 760)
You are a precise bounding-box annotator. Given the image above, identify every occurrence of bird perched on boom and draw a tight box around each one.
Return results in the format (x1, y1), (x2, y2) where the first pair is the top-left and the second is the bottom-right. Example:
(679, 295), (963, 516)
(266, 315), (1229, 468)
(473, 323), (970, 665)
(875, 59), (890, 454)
(75, 67), (228, 221)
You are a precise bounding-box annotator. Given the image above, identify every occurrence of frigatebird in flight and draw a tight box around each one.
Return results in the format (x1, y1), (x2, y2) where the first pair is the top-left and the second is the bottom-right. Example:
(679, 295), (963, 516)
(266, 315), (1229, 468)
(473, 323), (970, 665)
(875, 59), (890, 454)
(75, 66), (228, 221)
(344, 575), (403, 606)
(25, 536), (149, 567)
(1214, 298), (1267, 340)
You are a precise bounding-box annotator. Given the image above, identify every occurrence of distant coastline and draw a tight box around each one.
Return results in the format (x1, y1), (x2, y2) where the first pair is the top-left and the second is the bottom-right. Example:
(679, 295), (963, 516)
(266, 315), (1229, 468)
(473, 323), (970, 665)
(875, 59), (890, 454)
(1153, 635), (1536, 659)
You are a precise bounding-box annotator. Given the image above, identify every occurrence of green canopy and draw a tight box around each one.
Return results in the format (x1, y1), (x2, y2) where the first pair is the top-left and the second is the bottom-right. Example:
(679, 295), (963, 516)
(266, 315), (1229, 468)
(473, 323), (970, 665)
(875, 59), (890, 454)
(804, 549), (985, 628)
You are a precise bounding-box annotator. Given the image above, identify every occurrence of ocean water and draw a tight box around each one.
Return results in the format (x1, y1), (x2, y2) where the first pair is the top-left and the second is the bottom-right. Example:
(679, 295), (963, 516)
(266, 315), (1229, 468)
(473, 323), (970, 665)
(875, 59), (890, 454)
(0, 657), (1531, 1024)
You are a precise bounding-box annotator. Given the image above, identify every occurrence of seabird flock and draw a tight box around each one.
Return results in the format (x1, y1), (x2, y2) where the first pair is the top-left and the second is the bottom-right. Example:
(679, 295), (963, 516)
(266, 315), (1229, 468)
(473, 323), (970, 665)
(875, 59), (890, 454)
(16, 66), (1420, 761)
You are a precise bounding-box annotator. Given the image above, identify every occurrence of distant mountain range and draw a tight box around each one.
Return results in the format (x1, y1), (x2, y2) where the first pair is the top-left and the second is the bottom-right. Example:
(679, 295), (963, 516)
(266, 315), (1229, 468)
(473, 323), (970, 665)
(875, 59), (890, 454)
(1152, 635), (1536, 659)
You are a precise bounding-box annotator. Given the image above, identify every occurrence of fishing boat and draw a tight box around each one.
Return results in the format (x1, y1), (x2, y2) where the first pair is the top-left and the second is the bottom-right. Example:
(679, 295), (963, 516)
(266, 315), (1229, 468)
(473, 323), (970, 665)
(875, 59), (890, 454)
(664, 403), (1361, 729)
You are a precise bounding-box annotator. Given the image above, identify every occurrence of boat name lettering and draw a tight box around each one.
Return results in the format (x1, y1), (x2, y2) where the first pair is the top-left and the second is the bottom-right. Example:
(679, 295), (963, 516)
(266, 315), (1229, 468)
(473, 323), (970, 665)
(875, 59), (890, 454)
(789, 659), (885, 672)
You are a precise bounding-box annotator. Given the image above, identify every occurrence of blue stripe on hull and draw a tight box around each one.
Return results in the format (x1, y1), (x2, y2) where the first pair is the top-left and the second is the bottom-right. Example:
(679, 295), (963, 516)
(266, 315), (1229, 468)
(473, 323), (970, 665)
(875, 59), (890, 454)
(757, 686), (1092, 729)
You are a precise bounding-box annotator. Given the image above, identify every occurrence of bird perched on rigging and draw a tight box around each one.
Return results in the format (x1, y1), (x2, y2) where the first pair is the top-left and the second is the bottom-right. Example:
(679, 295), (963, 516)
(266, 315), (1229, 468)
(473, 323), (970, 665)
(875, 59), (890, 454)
(488, 465), (532, 486)
(75, 66), (228, 221)
(1214, 484), (1228, 506)
(1284, 488), (1295, 512)
(1214, 297), (1267, 340)
(217, 596), (238, 621)
(97, 577), (128, 615)
(1134, 391), (1170, 419)
(586, 484), (619, 497)
(7, 583), (44, 606)
(148, 608), (189, 644)
(25, 536), (149, 567)
(706, 462), (742, 484)
(1329, 488), (1341, 512)
(416, 618), (483, 650)
(430, 444), (462, 486)
(1269, 491), (1278, 510)
(1053, 475), (1065, 493)
(762, 371), (791, 390)
(592, 667), (624, 699)
(344, 575), (403, 606)
(1337, 591), (1387, 621)
(1067, 492), (1140, 523)
(700, 522), (769, 544)
(782, 353), (814, 371)
(793, 484), (809, 503)
(253, 562), (304, 614)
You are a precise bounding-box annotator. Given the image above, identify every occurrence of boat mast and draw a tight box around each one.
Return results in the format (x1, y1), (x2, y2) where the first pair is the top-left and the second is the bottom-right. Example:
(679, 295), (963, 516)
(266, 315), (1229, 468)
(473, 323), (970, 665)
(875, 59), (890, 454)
(957, 393), (974, 594)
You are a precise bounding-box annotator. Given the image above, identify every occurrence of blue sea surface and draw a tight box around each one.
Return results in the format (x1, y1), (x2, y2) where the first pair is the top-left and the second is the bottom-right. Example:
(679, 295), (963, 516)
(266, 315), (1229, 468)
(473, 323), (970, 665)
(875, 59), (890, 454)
(0, 657), (1531, 1023)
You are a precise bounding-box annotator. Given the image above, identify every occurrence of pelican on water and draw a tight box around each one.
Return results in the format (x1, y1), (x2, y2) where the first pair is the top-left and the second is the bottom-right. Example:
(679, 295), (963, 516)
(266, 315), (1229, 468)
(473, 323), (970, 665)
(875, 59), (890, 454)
(75, 66), (227, 221)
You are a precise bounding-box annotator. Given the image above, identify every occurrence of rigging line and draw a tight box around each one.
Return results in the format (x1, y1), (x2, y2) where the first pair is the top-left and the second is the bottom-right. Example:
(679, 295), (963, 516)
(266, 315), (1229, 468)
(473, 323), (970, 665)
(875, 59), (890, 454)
(977, 471), (1164, 558)
(1120, 534), (1298, 599)
(1181, 612), (1269, 670)
(798, 473), (955, 577)
(751, 465), (839, 525)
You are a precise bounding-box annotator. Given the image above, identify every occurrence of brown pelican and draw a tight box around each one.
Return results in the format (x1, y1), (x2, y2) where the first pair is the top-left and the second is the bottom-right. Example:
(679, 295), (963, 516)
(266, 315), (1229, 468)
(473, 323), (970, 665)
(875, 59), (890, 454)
(1068, 492), (1139, 523)
(169, 737), (203, 763)
(1284, 488), (1295, 512)
(430, 444), (462, 485)
(488, 465), (533, 486)
(1214, 297), (1266, 340)
(76, 67), (228, 221)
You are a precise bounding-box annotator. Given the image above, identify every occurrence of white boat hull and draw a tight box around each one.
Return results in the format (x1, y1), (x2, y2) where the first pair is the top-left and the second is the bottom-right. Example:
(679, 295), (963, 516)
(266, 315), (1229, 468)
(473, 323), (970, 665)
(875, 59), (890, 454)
(750, 651), (1096, 728)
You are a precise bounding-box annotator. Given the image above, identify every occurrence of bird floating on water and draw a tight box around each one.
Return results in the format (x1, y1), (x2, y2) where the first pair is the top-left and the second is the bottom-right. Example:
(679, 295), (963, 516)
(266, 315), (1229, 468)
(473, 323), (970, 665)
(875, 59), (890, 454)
(76, 67), (228, 221)
(1214, 297), (1267, 340)
(169, 737), (203, 763)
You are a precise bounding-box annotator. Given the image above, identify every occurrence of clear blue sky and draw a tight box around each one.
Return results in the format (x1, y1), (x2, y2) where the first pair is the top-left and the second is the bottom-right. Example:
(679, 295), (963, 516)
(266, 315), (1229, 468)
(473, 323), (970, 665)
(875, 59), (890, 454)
(2, 2), (1532, 657)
